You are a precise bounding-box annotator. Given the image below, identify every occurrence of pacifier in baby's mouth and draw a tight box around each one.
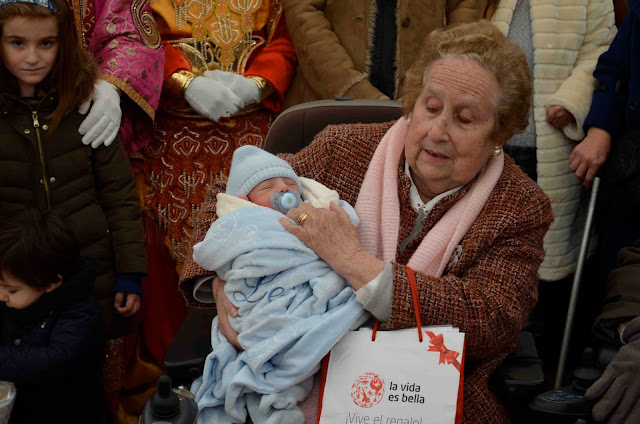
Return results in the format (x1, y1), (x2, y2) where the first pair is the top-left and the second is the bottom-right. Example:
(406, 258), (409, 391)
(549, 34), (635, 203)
(270, 191), (302, 213)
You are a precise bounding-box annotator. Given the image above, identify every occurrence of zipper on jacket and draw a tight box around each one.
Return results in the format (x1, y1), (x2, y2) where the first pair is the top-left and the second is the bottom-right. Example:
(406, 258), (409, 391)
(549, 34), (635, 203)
(32, 109), (51, 208)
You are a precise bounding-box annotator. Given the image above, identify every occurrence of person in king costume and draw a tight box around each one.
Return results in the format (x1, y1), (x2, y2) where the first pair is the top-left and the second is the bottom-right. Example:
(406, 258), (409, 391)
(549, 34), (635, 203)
(108, 3), (295, 419)
(143, 0), (297, 271)
(68, 0), (164, 157)
(61, 1), (166, 422)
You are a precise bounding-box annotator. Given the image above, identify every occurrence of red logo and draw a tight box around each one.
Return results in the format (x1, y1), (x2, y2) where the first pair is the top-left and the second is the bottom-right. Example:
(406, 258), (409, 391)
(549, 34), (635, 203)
(351, 372), (385, 408)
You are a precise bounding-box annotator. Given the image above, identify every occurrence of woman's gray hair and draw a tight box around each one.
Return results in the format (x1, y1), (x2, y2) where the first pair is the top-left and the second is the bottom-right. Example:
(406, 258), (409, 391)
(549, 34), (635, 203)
(401, 20), (532, 145)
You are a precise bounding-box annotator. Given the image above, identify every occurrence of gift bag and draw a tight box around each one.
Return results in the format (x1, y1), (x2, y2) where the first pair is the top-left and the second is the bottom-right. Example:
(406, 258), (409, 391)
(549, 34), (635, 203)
(318, 267), (465, 424)
(0, 381), (16, 424)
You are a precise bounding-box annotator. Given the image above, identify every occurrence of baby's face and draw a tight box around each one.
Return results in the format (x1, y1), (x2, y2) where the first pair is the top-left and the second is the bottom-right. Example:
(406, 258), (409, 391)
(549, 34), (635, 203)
(247, 177), (299, 208)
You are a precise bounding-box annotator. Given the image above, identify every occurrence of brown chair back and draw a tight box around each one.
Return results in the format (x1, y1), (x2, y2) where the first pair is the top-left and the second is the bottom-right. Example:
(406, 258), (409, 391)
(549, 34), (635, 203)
(265, 99), (403, 154)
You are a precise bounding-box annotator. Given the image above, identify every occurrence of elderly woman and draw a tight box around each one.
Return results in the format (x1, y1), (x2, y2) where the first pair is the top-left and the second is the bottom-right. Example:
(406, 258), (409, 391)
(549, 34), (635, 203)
(180, 20), (553, 423)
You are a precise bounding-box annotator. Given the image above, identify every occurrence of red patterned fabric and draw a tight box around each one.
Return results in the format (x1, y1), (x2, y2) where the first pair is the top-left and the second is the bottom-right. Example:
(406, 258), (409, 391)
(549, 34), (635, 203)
(143, 2), (295, 267)
(141, 109), (273, 269)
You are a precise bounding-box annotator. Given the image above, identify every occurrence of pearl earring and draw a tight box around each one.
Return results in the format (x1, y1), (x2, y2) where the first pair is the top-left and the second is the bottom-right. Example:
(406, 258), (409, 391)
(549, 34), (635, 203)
(491, 146), (503, 158)
(407, 115), (411, 124)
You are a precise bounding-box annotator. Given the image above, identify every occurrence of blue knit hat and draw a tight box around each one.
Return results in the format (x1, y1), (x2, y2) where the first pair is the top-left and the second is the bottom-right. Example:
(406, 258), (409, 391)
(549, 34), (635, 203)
(226, 146), (301, 196)
(0, 0), (57, 11)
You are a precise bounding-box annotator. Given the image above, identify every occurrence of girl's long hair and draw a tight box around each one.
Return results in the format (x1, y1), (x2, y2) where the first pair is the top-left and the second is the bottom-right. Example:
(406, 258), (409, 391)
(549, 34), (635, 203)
(0, 0), (98, 132)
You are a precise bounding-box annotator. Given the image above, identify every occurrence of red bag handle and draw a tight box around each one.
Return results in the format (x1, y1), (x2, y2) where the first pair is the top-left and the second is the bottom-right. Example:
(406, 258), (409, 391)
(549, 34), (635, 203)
(372, 266), (423, 342)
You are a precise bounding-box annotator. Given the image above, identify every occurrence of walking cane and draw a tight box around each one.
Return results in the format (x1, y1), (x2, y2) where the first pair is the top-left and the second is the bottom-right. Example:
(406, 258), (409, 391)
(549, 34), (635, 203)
(554, 177), (601, 389)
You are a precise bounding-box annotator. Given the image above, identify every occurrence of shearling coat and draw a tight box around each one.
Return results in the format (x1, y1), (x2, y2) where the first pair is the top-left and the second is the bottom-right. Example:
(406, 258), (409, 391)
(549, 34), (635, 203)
(283, 0), (489, 108)
(490, 0), (616, 281)
(0, 93), (147, 338)
(180, 122), (554, 423)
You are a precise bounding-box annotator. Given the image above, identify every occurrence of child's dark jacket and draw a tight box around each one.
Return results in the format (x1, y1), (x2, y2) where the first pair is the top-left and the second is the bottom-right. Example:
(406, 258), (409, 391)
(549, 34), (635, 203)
(0, 91), (147, 337)
(0, 258), (105, 423)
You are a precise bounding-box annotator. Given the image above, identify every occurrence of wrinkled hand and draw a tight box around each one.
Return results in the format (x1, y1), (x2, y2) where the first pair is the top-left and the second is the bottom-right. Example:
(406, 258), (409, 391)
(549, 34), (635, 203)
(212, 277), (242, 351)
(203, 70), (261, 106)
(570, 127), (611, 188)
(546, 105), (576, 130)
(185, 75), (244, 122)
(114, 292), (140, 317)
(280, 202), (364, 279)
(78, 79), (122, 148)
(586, 318), (640, 423)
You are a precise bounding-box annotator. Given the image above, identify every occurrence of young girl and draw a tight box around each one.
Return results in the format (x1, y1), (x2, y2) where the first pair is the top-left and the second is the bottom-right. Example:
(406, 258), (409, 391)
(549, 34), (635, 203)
(0, 0), (147, 417)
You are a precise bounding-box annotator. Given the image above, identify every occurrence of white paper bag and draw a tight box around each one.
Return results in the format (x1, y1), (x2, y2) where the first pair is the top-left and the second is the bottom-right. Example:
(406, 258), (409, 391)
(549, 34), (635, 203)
(318, 326), (464, 424)
(0, 381), (16, 424)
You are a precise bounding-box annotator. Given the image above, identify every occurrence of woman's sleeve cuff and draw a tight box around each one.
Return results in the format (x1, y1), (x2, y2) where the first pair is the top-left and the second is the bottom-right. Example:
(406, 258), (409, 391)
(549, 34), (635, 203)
(192, 275), (216, 304)
(355, 262), (393, 322)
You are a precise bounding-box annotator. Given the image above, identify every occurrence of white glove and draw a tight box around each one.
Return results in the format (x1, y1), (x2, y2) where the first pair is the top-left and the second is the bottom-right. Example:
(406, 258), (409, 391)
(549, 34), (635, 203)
(203, 70), (261, 107)
(78, 79), (122, 148)
(185, 75), (245, 122)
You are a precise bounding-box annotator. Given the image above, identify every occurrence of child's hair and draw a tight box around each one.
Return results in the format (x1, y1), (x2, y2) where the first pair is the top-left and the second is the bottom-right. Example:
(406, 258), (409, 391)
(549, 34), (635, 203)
(0, 0), (98, 132)
(0, 208), (80, 289)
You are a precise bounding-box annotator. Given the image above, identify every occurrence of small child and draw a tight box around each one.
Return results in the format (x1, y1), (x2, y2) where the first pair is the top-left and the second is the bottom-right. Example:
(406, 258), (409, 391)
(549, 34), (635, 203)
(190, 146), (368, 424)
(0, 209), (105, 423)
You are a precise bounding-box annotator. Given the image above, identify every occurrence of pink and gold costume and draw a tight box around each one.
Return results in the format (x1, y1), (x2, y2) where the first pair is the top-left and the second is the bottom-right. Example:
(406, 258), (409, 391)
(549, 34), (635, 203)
(69, 0), (164, 155)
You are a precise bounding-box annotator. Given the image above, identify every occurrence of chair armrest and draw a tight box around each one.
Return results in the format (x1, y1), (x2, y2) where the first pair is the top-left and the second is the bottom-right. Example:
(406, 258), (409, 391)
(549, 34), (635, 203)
(162, 307), (217, 387)
(492, 331), (546, 420)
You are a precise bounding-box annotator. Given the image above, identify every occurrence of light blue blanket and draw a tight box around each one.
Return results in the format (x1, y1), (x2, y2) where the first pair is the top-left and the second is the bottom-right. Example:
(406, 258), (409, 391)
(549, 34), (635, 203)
(191, 203), (369, 423)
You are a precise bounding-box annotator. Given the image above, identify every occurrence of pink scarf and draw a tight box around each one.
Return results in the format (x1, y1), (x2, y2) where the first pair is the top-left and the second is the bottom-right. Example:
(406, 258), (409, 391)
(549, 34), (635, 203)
(354, 117), (504, 277)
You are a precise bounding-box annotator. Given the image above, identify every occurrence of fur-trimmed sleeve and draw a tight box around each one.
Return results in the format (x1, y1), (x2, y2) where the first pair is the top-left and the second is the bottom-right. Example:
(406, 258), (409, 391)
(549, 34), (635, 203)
(546, 0), (617, 141)
(446, 0), (489, 26)
(284, 0), (386, 100)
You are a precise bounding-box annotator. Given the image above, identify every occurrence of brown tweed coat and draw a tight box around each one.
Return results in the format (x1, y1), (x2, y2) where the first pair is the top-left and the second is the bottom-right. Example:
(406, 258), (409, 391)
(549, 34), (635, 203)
(180, 122), (554, 423)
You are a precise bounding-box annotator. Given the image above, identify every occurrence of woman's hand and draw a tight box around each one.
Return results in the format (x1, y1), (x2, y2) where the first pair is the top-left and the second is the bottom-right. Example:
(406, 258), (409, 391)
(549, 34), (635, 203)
(569, 126), (611, 188)
(546, 105), (575, 130)
(280, 202), (385, 290)
(114, 293), (140, 317)
(212, 277), (242, 351)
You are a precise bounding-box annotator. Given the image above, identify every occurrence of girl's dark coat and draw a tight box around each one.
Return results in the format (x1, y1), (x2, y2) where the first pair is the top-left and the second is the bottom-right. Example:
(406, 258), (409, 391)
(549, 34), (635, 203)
(0, 92), (147, 337)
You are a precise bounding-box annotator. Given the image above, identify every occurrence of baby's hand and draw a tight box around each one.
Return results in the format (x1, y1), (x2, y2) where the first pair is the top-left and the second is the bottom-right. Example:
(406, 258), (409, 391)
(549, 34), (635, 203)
(114, 292), (140, 317)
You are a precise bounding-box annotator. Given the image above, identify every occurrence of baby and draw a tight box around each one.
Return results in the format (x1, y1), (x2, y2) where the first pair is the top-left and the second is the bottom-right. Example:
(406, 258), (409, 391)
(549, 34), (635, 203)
(190, 146), (368, 424)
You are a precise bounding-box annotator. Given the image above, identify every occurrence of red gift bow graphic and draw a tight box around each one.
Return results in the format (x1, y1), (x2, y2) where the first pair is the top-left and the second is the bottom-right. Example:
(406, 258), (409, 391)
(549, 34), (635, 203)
(425, 331), (461, 372)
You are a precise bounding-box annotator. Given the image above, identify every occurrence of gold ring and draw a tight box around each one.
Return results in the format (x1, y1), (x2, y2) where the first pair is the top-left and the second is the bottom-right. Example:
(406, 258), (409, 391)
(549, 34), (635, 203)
(297, 212), (309, 226)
